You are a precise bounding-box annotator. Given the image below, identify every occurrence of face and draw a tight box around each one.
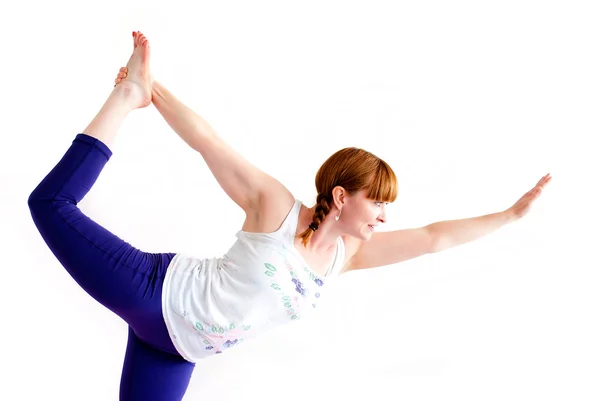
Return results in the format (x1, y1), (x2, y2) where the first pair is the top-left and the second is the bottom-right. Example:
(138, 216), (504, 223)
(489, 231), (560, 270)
(338, 188), (388, 240)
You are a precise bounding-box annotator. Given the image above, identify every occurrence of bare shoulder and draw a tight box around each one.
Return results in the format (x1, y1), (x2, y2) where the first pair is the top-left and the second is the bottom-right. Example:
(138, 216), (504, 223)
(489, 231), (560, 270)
(241, 178), (296, 234)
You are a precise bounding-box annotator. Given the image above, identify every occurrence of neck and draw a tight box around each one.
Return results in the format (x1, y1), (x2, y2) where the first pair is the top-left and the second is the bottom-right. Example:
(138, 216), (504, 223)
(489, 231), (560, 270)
(303, 205), (342, 252)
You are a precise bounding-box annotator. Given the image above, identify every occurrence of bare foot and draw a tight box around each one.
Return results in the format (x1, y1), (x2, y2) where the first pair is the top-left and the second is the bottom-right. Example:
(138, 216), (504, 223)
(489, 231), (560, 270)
(114, 31), (152, 109)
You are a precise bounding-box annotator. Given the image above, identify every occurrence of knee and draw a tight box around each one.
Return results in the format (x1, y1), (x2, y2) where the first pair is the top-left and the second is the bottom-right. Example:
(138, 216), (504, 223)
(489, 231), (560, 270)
(27, 184), (59, 218)
(28, 185), (79, 226)
(28, 182), (68, 209)
(27, 187), (42, 210)
(28, 187), (46, 221)
(27, 181), (50, 208)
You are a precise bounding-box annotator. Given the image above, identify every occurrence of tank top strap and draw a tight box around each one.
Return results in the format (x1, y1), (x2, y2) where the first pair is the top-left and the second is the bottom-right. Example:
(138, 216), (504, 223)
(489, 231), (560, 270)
(326, 236), (346, 276)
(281, 199), (303, 243)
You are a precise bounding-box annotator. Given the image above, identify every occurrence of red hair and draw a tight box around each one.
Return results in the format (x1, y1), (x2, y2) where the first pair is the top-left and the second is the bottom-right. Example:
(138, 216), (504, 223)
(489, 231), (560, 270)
(298, 147), (398, 247)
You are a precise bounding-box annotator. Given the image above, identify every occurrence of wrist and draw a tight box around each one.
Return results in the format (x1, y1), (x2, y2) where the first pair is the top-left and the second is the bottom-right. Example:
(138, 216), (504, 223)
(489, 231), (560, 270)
(502, 208), (518, 223)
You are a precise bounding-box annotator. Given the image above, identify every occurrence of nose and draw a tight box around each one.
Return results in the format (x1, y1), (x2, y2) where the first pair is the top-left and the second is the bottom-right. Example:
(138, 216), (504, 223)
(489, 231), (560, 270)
(378, 207), (387, 224)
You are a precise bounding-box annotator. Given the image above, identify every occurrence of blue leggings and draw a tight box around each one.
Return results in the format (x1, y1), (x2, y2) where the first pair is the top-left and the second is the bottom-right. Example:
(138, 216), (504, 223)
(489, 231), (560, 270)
(28, 134), (195, 401)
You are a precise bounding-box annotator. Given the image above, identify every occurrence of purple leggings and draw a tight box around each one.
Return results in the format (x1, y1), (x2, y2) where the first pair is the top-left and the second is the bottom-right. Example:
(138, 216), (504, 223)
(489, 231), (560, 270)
(28, 134), (195, 401)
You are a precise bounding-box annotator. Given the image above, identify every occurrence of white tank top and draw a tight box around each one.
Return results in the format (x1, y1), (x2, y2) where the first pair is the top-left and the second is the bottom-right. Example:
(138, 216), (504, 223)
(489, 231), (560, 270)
(161, 199), (346, 362)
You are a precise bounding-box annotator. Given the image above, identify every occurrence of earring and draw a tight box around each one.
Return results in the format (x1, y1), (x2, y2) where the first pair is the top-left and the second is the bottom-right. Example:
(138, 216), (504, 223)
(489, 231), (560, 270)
(335, 208), (342, 221)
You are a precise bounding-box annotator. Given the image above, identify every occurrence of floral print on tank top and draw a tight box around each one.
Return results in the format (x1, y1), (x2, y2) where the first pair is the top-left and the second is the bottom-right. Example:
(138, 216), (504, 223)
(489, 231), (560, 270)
(188, 243), (327, 355)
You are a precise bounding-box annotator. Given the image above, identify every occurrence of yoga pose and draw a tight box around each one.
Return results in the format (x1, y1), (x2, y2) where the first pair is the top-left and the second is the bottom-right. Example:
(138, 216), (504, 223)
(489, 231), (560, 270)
(28, 31), (552, 401)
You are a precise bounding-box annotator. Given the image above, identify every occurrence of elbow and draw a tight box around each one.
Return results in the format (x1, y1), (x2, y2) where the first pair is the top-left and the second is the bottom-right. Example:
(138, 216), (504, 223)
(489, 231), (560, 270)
(428, 227), (445, 254)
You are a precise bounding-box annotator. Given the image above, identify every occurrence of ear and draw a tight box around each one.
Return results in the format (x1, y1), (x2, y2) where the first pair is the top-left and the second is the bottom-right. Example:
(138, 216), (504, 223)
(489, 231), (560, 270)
(331, 186), (346, 210)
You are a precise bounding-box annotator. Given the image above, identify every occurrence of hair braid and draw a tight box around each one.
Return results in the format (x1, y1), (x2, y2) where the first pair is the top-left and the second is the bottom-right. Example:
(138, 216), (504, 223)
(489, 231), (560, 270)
(298, 193), (332, 247)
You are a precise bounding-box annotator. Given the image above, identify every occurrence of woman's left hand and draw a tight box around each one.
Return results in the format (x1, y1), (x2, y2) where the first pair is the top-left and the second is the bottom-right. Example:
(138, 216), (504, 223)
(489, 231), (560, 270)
(507, 173), (553, 219)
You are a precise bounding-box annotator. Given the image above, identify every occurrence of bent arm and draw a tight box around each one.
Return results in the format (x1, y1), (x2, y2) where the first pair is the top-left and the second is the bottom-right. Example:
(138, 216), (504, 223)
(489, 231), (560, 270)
(151, 81), (284, 212)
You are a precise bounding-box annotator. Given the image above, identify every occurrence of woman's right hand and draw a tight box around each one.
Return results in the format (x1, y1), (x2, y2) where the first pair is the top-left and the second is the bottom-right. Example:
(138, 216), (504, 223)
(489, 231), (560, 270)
(114, 67), (128, 87)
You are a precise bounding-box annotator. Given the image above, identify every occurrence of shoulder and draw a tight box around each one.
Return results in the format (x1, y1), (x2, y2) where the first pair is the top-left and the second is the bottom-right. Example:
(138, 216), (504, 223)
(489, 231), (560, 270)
(241, 186), (297, 234)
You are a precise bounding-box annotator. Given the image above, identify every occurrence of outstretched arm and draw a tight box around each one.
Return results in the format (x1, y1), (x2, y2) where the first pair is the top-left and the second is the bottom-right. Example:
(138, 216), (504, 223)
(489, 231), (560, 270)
(342, 173), (552, 272)
(149, 79), (288, 213)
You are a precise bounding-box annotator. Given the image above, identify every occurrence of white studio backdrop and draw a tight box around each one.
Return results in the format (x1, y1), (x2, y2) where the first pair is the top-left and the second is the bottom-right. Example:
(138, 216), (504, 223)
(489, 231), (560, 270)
(1, 0), (598, 400)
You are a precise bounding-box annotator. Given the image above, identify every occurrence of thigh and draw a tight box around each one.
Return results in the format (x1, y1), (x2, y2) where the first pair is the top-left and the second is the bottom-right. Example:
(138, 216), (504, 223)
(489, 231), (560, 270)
(32, 196), (174, 320)
(29, 133), (175, 335)
(120, 327), (195, 401)
(33, 200), (178, 351)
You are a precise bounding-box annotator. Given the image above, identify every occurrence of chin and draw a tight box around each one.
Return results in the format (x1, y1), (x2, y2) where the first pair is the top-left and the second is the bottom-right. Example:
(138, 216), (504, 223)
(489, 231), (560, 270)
(359, 231), (373, 241)
(349, 229), (373, 241)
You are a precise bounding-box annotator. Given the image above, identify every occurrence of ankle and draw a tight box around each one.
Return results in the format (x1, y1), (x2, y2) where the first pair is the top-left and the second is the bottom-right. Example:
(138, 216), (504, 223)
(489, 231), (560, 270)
(112, 82), (142, 110)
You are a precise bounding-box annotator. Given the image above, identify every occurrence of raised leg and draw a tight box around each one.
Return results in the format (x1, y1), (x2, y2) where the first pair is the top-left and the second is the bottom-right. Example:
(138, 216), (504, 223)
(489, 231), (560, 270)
(28, 32), (178, 352)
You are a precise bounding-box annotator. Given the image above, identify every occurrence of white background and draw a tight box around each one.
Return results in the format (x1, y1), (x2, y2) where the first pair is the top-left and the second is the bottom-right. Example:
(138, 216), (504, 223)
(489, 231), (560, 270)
(1, 0), (598, 400)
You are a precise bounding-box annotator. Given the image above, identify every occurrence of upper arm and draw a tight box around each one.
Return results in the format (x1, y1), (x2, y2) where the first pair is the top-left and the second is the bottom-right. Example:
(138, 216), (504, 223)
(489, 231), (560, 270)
(341, 226), (438, 273)
(198, 134), (299, 234)
(198, 133), (288, 213)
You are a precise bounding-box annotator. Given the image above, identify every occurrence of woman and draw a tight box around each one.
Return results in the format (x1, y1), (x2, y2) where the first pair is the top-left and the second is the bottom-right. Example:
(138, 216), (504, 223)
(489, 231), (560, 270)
(28, 31), (552, 401)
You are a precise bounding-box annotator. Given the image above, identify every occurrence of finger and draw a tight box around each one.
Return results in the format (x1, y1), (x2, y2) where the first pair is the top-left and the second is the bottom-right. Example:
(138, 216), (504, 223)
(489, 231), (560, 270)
(120, 67), (128, 72)
(539, 175), (552, 189)
(118, 71), (127, 78)
(115, 77), (122, 84)
(535, 176), (549, 189)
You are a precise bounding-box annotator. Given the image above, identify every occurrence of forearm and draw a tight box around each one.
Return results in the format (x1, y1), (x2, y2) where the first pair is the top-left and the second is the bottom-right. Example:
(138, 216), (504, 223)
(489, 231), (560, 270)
(151, 80), (218, 152)
(429, 210), (517, 252)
